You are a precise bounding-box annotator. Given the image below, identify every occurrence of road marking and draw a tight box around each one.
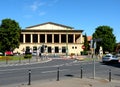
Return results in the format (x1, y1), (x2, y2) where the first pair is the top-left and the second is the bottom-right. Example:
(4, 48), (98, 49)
(0, 60), (93, 73)
(41, 69), (69, 74)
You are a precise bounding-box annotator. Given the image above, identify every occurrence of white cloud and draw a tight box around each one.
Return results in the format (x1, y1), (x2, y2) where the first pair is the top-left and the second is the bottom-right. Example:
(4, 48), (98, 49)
(30, 1), (45, 11)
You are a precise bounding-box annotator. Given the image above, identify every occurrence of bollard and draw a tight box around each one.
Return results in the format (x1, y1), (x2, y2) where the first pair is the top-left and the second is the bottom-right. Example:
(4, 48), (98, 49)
(56, 67), (59, 81)
(109, 69), (111, 82)
(80, 67), (83, 79)
(28, 69), (31, 85)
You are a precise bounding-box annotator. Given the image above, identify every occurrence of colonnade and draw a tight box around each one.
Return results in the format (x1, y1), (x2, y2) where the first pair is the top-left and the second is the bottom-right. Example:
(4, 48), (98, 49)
(21, 33), (83, 44)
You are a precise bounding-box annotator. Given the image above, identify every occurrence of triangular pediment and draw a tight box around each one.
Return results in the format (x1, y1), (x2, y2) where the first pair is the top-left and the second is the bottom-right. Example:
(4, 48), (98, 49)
(26, 22), (74, 30)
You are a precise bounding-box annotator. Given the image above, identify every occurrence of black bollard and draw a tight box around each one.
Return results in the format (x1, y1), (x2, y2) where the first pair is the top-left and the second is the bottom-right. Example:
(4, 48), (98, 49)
(57, 67), (59, 81)
(80, 67), (83, 79)
(109, 69), (111, 82)
(28, 69), (31, 85)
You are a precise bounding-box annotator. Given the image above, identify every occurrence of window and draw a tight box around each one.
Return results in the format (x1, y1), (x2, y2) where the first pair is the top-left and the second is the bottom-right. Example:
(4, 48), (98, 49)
(72, 46), (74, 49)
(26, 46), (30, 52)
(62, 47), (66, 53)
(48, 47), (52, 53)
(55, 47), (59, 53)
(75, 46), (77, 49)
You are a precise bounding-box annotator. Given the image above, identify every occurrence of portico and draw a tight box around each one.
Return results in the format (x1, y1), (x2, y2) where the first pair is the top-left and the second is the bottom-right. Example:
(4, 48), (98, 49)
(14, 22), (84, 55)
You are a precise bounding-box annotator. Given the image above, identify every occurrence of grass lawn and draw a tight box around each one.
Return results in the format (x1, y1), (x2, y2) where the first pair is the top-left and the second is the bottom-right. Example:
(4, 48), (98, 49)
(0, 55), (27, 62)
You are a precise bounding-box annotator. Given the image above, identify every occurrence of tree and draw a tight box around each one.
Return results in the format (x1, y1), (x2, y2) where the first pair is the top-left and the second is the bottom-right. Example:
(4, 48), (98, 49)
(92, 26), (116, 53)
(0, 18), (21, 52)
(84, 33), (89, 51)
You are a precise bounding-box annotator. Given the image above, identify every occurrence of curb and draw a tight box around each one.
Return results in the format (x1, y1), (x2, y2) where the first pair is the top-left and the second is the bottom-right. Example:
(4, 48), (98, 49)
(0, 58), (52, 67)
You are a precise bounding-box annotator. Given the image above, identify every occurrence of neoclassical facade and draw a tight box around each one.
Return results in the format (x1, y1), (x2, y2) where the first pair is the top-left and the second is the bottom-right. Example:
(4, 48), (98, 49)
(14, 22), (84, 55)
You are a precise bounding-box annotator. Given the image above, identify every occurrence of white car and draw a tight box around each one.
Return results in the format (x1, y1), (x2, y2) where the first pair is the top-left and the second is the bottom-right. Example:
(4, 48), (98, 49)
(102, 54), (119, 63)
(32, 52), (37, 56)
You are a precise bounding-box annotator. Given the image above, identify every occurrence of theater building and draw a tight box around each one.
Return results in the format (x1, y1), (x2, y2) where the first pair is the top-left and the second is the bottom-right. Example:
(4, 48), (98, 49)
(14, 22), (84, 55)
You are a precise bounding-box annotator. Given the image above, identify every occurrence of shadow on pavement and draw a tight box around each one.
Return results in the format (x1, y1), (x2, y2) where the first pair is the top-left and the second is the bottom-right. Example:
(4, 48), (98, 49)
(100, 62), (120, 68)
(64, 74), (74, 77)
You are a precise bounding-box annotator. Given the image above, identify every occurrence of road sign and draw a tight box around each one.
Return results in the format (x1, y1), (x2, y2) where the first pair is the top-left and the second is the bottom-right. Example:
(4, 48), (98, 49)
(82, 45), (85, 49)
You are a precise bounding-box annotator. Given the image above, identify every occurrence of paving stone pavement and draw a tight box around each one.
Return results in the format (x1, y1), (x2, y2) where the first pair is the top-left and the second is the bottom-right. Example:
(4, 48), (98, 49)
(7, 77), (120, 87)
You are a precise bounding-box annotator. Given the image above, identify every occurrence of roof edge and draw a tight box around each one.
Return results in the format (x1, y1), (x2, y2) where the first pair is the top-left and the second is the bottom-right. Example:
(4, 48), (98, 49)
(26, 22), (74, 29)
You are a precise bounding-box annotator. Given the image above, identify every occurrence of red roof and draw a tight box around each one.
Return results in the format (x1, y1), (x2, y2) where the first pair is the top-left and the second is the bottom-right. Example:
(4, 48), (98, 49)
(87, 36), (92, 41)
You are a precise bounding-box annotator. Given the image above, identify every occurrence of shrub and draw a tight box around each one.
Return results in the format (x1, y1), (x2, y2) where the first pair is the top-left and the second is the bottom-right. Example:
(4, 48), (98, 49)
(81, 51), (88, 55)
(24, 54), (32, 59)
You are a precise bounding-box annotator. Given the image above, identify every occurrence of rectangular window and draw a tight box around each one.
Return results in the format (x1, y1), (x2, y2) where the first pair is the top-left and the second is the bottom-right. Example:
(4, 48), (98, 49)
(72, 46), (74, 49)
(55, 47), (59, 53)
(62, 47), (66, 53)
(26, 46), (30, 52)
(48, 47), (52, 53)
(75, 46), (77, 49)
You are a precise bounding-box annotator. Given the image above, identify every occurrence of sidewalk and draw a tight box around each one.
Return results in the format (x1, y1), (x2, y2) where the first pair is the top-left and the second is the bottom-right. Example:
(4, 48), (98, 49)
(14, 77), (120, 87)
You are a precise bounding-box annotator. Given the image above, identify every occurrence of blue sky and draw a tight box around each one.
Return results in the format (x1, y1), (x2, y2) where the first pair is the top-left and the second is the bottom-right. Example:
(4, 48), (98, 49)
(0, 0), (120, 42)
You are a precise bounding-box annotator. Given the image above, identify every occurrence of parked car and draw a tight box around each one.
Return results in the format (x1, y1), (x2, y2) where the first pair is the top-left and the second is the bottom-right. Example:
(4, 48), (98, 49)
(32, 52), (37, 56)
(5, 51), (13, 56)
(0, 52), (3, 56)
(102, 54), (119, 63)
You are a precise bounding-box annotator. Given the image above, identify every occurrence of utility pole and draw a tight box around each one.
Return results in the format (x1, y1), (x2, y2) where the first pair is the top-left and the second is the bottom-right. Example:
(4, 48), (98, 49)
(92, 38), (102, 79)
(93, 41), (96, 79)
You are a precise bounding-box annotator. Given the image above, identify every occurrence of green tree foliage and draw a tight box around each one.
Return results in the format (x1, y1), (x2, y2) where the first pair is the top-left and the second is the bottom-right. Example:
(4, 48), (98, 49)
(84, 33), (89, 51)
(0, 18), (21, 52)
(92, 26), (116, 53)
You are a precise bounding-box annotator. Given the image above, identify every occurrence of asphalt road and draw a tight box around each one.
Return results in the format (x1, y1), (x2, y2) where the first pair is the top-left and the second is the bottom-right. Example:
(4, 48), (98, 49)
(0, 59), (120, 86)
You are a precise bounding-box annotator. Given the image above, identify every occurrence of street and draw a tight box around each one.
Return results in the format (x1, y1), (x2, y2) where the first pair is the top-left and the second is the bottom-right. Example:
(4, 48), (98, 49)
(0, 58), (120, 86)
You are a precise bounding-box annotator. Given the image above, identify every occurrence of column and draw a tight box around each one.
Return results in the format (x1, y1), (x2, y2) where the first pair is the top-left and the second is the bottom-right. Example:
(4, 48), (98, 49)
(52, 34), (54, 43)
(66, 34), (68, 55)
(31, 34), (33, 43)
(23, 34), (25, 43)
(38, 34), (40, 43)
(74, 34), (75, 43)
(66, 34), (68, 43)
(59, 34), (61, 43)
(45, 34), (47, 43)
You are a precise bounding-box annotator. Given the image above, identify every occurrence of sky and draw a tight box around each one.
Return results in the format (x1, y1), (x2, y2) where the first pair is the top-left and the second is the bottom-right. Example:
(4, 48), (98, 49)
(0, 0), (120, 42)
